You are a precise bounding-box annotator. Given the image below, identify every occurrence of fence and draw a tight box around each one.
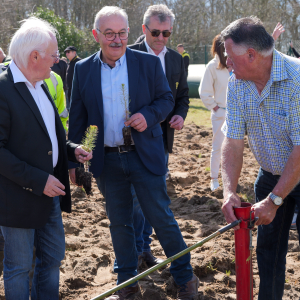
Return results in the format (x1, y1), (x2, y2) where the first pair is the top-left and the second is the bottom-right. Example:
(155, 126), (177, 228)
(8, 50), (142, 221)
(182, 39), (300, 65)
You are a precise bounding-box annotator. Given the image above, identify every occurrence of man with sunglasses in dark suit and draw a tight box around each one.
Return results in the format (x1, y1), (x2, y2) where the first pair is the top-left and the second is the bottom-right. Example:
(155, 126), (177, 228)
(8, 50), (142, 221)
(128, 4), (190, 272)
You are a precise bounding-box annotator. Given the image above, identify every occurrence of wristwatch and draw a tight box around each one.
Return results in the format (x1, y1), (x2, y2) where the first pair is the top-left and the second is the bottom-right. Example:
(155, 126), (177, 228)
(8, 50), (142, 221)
(269, 192), (283, 206)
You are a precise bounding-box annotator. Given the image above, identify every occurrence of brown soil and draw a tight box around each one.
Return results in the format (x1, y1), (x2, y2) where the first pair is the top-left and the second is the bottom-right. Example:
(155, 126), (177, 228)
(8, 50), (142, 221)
(0, 123), (300, 300)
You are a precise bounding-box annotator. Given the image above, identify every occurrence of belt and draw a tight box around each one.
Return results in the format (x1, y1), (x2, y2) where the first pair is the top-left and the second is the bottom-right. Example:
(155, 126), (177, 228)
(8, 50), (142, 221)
(105, 145), (135, 153)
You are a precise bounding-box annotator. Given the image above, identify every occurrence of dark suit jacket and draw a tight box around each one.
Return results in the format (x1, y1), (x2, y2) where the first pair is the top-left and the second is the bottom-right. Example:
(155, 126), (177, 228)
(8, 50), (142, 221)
(66, 56), (81, 99)
(68, 48), (174, 177)
(0, 67), (79, 229)
(51, 59), (68, 90)
(128, 41), (190, 153)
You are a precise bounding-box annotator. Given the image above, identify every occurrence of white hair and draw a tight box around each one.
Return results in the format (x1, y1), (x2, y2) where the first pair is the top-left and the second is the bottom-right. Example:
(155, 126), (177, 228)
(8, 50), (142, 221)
(231, 42), (273, 57)
(143, 4), (175, 27)
(94, 6), (128, 30)
(9, 17), (57, 68)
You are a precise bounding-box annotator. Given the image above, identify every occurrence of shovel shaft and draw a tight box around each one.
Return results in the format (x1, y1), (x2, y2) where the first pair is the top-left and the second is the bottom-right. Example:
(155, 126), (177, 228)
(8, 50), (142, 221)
(90, 219), (241, 300)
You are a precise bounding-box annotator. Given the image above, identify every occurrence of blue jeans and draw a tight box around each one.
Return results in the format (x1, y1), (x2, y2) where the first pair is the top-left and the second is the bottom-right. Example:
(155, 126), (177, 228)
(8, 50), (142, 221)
(96, 151), (192, 286)
(132, 143), (169, 255)
(255, 168), (300, 300)
(0, 196), (65, 300)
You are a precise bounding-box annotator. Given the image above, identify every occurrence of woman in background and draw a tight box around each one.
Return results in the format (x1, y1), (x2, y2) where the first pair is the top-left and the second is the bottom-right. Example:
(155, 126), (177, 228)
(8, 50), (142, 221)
(199, 34), (231, 191)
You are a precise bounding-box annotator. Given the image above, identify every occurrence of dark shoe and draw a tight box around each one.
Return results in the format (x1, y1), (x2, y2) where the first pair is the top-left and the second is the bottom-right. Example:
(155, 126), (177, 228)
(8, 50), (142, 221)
(177, 274), (199, 300)
(142, 251), (164, 267)
(105, 284), (140, 299)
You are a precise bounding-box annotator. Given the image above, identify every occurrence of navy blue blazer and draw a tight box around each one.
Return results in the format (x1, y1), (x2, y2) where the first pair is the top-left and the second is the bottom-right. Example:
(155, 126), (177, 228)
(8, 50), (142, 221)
(68, 48), (174, 177)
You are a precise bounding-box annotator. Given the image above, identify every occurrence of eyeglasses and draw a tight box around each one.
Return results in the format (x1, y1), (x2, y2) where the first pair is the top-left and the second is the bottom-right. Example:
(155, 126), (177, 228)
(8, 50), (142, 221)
(145, 25), (172, 38)
(96, 28), (128, 41)
(50, 51), (60, 59)
(38, 50), (60, 60)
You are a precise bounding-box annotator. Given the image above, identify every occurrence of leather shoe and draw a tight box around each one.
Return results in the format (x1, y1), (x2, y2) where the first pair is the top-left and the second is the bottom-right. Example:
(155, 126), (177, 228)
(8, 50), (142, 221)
(177, 274), (199, 300)
(142, 251), (164, 267)
(105, 284), (140, 299)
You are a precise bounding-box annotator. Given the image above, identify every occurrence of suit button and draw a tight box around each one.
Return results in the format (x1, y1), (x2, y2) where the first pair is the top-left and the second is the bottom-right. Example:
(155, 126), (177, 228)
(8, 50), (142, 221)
(48, 151), (52, 155)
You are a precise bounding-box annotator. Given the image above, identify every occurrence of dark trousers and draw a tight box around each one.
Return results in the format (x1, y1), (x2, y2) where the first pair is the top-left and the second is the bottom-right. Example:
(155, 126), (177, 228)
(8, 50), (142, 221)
(96, 151), (193, 286)
(255, 168), (300, 300)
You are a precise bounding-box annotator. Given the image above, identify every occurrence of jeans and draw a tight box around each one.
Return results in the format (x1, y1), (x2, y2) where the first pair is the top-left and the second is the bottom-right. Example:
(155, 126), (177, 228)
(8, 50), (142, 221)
(132, 143), (169, 255)
(0, 196), (65, 300)
(255, 168), (300, 300)
(96, 151), (192, 286)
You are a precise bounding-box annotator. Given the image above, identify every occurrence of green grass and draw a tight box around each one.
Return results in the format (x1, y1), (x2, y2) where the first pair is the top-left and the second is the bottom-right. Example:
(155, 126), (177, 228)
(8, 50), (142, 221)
(185, 98), (212, 128)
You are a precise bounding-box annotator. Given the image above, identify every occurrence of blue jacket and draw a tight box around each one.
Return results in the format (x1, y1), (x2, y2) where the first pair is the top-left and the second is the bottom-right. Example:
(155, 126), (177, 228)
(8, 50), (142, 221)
(68, 48), (174, 177)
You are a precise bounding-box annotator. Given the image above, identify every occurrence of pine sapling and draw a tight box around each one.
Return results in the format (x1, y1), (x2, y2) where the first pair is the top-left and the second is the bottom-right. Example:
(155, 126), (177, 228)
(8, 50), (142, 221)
(120, 84), (132, 146)
(75, 125), (98, 196)
(81, 125), (98, 155)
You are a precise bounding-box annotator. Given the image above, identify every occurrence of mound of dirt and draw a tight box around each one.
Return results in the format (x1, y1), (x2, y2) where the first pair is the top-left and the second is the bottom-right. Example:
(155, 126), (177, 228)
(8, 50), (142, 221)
(0, 123), (299, 299)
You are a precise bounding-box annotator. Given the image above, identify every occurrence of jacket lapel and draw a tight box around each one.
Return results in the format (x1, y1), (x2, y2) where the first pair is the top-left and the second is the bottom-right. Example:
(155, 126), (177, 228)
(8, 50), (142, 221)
(9, 68), (50, 138)
(126, 48), (139, 112)
(164, 49), (172, 84)
(91, 52), (104, 120)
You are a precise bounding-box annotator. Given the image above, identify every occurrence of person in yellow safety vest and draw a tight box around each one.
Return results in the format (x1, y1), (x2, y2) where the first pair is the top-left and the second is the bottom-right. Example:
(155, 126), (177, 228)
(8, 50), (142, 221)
(44, 71), (69, 131)
(177, 44), (190, 78)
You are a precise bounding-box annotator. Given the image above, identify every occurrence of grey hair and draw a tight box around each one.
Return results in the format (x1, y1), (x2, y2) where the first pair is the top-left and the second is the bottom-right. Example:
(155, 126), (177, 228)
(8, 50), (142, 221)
(220, 16), (274, 57)
(143, 4), (175, 27)
(9, 17), (57, 68)
(94, 6), (129, 30)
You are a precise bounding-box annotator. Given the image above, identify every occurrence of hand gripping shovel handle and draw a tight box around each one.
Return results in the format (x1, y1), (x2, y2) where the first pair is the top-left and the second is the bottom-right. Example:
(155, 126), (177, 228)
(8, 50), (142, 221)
(90, 219), (241, 300)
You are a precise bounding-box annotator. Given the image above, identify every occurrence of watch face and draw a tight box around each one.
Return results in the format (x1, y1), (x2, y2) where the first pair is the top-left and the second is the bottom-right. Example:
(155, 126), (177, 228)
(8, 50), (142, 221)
(274, 197), (282, 205)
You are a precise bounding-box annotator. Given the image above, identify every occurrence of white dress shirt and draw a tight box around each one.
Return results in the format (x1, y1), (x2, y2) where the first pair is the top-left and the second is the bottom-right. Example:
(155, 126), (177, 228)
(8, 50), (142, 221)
(100, 52), (130, 147)
(10, 60), (59, 167)
(144, 40), (167, 74)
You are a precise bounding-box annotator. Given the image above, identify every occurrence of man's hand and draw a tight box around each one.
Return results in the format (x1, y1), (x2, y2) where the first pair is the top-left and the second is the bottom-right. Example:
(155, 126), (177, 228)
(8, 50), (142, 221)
(69, 168), (76, 185)
(213, 105), (220, 112)
(75, 146), (93, 164)
(222, 192), (241, 229)
(169, 115), (184, 130)
(251, 197), (279, 226)
(43, 175), (66, 197)
(125, 113), (147, 132)
(272, 22), (285, 41)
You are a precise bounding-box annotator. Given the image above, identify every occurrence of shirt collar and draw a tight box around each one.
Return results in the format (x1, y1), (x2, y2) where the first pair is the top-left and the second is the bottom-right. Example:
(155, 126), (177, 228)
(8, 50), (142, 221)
(144, 40), (167, 56)
(271, 49), (288, 82)
(99, 50), (126, 67)
(9, 60), (43, 88)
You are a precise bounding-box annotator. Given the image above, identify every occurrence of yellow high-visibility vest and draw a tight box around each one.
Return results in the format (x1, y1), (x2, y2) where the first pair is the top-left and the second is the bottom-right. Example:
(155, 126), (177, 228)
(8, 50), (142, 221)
(44, 72), (68, 131)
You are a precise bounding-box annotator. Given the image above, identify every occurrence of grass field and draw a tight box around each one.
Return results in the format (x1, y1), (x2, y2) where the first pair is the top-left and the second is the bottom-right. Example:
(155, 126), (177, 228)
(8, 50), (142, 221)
(185, 98), (212, 128)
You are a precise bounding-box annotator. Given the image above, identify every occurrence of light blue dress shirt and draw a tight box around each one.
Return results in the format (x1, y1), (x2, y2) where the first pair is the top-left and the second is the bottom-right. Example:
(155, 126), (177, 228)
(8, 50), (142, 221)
(100, 52), (130, 147)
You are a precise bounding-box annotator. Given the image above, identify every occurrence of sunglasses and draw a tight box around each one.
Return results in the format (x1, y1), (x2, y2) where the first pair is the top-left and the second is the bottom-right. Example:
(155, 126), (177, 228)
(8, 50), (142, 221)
(145, 25), (172, 38)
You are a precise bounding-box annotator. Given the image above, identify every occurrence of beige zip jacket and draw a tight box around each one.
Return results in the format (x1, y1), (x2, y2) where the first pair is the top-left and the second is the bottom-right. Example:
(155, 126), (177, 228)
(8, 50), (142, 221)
(199, 55), (230, 110)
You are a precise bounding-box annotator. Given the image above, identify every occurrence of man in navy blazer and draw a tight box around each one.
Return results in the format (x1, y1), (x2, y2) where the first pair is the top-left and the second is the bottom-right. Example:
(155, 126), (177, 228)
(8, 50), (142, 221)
(68, 6), (199, 300)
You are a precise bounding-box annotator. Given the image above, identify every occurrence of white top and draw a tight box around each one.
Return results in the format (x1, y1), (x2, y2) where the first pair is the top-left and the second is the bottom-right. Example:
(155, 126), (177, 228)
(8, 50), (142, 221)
(10, 60), (58, 167)
(145, 40), (167, 74)
(199, 55), (230, 110)
(99, 52), (130, 146)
